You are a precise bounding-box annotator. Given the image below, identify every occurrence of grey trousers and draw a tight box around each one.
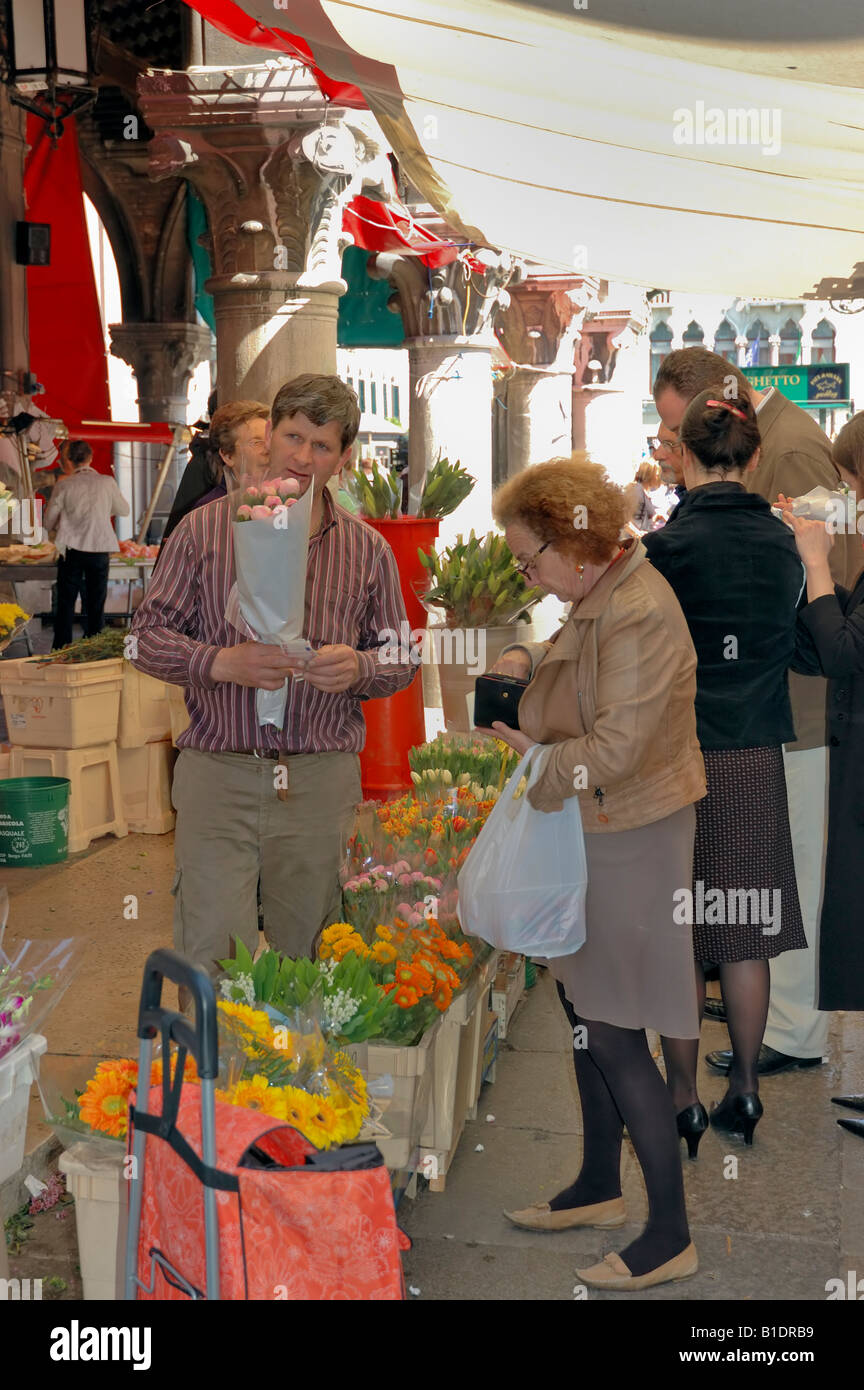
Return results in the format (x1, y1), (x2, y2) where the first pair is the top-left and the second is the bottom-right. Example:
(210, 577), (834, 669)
(170, 747), (361, 975)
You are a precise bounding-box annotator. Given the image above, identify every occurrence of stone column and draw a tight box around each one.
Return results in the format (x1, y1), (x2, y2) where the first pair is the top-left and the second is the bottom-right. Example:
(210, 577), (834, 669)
(496, 274), (596, 475)
(572, 294), (650, 488)
(137, 67), (398, 406)
(108, 321), (212, 533)
(367, 250), (516, 547)
(0, 88), (30, 397)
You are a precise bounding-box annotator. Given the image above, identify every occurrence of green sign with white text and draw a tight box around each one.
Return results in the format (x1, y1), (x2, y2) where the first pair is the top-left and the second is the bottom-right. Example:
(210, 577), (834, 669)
(743, 364), (849, 408)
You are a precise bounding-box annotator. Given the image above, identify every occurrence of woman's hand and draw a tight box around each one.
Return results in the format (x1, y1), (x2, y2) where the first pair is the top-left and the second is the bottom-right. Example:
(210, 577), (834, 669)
(473, 722), (536, 757)
(777, 495), (835, 567)
(488, 651), (531, 680)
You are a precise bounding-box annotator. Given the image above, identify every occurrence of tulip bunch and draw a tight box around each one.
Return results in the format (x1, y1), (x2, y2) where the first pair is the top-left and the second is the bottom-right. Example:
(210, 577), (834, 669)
(234, 475), (301, 521)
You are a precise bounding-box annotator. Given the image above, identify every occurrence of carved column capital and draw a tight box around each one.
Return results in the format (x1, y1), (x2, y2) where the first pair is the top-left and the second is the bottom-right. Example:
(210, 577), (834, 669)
(497, 272), (596, 369)
(109, 322), (213, 420)
(138, 67), (395, 287)
(367, 250), (517, 342)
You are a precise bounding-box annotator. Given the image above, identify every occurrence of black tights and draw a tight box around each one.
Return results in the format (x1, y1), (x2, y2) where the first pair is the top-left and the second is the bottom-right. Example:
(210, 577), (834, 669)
(552, 984), (691, 1276)
(662, 959), (769, 1110)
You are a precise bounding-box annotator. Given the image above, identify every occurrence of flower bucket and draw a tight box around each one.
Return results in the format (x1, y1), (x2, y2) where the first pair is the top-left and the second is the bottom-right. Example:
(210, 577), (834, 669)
(0, 777), (70, 866)
(58, 1140), (127, 1300)
(434, 622), (536, 733)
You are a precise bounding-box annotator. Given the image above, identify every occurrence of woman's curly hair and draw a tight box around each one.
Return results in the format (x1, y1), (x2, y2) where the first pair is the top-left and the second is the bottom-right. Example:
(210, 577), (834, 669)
(492, 453), (629, 565)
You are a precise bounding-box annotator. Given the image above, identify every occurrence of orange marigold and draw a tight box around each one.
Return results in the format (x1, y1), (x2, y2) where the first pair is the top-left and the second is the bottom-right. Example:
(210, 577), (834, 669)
(394, 984), (420, 1009)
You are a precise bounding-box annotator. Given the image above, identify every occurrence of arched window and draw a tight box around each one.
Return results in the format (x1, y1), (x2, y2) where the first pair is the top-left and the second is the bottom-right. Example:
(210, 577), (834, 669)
(713, 318), (737, 364)
(745, 319), (770, 367)
(811, 318), (836, 364)
(779, 318), (802, 366)
(649, 320), (673, 388)
(683, 320), (704, 346)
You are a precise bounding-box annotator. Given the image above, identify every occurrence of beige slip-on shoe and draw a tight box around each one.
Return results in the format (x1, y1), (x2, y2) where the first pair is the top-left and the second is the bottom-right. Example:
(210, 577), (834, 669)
(576, 1242), (699, 1291)
(504, 1197), (626, 1231)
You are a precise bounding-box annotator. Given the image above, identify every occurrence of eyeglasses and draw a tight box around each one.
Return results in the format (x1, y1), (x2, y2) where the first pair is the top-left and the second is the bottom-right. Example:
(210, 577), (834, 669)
(515, 541), (550, 576)
(649, 436), (682, 453)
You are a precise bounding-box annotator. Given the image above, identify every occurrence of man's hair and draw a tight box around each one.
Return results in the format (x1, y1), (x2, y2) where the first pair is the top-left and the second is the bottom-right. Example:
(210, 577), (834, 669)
(271, 374), (361, 451)
(209, 401), (269, 458)
(67, 440), (92, 467)
(653, 347), (750, 404)
(832, 411), (864, 482)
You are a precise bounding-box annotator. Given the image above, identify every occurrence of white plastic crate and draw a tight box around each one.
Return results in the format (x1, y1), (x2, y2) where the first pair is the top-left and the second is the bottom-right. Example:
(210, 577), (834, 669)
(0, 1034), (47, 1187)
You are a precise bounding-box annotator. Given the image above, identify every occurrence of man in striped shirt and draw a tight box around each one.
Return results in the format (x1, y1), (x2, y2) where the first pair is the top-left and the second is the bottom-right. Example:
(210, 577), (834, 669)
(130, 375), (417, 978)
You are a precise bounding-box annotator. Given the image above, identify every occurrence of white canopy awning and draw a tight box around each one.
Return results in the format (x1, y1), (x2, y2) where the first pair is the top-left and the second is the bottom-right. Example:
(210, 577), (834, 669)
(217, 0), (864, 297)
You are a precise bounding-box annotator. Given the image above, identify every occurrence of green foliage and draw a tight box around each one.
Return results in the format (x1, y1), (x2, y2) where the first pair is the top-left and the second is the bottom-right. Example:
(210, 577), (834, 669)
(417, 530), (543, 627)
(416, 456), (475, 519)
(218, 942), (397, 1044)
(341, 459), (401, 519)
(40, 629), (128, 664)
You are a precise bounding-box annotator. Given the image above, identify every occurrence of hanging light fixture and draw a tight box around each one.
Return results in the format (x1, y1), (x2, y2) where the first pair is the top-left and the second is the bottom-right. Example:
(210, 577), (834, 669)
(2, 0), (94, 144)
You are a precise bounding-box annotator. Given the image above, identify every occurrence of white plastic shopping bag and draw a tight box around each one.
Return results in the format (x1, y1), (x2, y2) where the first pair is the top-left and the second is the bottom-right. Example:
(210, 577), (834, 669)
(457, 745), (587, 956)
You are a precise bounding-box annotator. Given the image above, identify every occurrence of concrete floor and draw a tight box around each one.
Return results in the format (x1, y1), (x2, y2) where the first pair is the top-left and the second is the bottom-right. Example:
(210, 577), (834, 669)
(399, 969), (864, 1301)
(3, 831), (864, 1301)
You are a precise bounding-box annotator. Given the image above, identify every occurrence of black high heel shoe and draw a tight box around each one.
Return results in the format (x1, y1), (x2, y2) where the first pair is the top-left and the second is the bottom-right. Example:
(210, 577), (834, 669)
(709, 1092), (763, 1145)
(676, 1103), (709, 1160)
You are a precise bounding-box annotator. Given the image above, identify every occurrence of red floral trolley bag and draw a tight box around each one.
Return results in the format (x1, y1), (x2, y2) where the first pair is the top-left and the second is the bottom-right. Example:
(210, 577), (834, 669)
(124, 949), (406, 1301)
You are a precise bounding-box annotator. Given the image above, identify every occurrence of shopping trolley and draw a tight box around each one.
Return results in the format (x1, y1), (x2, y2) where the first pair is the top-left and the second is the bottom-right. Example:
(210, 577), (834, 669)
(124, 948), (407, 1301)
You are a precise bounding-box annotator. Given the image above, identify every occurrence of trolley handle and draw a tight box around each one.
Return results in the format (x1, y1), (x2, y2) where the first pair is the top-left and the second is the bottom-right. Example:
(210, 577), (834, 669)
(136, 948), (219, 1080)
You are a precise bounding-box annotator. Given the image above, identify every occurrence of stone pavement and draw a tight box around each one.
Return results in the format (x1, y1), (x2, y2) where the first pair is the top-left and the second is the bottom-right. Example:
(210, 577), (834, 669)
(3, 832), (863, 1302)
(399, 967), (864, 1301)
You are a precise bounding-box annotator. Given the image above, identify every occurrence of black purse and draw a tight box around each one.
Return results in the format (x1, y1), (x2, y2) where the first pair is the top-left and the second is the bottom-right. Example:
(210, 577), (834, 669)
(473, 673), (529, 730)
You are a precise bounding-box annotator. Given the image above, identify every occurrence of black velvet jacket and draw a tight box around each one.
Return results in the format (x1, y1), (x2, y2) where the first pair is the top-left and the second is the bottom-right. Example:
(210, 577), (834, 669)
(642, 482), (805, 750)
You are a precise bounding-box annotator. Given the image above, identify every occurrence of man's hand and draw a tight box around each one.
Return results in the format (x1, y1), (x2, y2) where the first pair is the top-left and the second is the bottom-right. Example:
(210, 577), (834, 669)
(210, 641), (298, 690)
(303, 644), (360, 692)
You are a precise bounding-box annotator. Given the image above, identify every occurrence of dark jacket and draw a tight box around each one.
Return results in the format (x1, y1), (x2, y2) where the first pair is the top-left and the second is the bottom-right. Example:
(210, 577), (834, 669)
(792, 567), (864, 1009)
(642, 482), (804, 750)
(161, 432), (221, 546)
(746, 389), (861, 750)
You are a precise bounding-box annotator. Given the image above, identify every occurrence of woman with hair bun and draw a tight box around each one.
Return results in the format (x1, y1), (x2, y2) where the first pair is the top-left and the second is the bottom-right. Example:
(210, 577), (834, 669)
(643, 389), (807, 1150)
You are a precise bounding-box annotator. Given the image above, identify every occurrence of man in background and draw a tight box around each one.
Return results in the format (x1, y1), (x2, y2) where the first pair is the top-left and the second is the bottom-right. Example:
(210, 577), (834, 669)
(653, 346), (860, 1078)
(44, 440), (129, 649)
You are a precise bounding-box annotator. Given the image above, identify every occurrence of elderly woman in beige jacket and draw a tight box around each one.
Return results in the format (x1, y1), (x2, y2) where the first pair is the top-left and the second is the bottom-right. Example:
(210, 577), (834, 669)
(483, 455), (706, 1292)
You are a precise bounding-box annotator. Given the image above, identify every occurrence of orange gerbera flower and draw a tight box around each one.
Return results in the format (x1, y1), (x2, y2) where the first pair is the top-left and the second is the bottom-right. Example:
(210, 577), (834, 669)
(394, 961), (418, 986)
(460, 941), (474, 959)
(394, 984), (420, 1009)
(78, 1069), (134, 1139)
(96, 1057), (138, 1086)
(433, 983), (453, 1012)
(375, 925), (394, 941)
(150, 1053), (199, 1087)
(425, 918), (445, 938)
(437, 938), (463, 961)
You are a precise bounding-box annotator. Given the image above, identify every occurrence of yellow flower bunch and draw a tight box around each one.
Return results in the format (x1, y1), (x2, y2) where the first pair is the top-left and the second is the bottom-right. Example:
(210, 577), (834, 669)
(0, 602), (28, 637)
(216, 1070), (368, 1149)
(318, 922), (370, 962)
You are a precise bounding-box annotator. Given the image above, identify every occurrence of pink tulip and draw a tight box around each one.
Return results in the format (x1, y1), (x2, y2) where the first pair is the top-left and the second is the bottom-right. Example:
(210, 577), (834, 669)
(397, 873), (413, 886)
(396, 901), (413, 918)
(245, 486), (260, 499)
(236, 505), (252, 519)
(278, 476), (301, 496)
(410, 871), (426, 882)
(251, 505), (272, 520)
(265, 495), (281, 509)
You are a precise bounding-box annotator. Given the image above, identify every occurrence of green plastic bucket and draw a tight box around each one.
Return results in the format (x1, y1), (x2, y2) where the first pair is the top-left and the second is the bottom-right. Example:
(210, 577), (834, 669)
(0, 777), (70, 866)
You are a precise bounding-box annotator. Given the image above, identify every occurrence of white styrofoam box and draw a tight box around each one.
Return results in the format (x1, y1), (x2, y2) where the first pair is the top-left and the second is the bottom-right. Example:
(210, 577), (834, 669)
(0, 1034), (47, 1187)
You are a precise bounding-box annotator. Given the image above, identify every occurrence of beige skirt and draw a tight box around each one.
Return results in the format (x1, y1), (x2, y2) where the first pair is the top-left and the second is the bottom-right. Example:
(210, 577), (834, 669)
(548, 803), (699, 1039)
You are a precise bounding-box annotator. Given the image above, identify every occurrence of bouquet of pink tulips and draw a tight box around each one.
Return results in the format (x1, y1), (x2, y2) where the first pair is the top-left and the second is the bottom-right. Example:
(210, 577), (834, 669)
(235, 475), (302, 521)
(225, 470), (315, 727)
